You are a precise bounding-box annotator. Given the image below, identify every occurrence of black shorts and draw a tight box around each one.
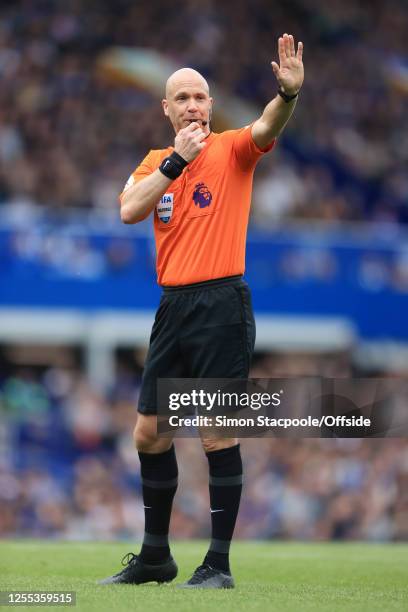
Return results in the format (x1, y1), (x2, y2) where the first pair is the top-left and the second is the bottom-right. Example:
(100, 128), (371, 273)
(138, 275), (256, 414)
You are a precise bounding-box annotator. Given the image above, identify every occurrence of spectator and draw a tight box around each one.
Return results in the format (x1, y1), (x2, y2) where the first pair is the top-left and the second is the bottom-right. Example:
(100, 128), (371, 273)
(0, 0), (406, 224)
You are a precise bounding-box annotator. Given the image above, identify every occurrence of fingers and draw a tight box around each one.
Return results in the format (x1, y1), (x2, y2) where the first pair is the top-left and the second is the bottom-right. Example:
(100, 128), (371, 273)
(283, 33), (291, 58)
(179, 121), (204, 135)
(179, 124), (205, 143)
(192, 126), (205, 139)
(271, 61), (281, 82)
(278, 36), (286, 65)
(278, 34), (303, 62)
(289, 34), (296, 57)
(184, 121), (201, 132)
(193, 131), (206, 143)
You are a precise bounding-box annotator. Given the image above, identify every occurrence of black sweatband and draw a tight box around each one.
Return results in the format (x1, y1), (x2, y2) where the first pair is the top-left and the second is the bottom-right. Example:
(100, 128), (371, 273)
(159, 152), (188, 180)
(277, 88), (299, 103)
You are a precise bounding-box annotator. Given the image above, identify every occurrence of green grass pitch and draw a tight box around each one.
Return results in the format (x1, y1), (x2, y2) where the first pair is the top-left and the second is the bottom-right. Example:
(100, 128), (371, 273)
(0, 541), (407, 611)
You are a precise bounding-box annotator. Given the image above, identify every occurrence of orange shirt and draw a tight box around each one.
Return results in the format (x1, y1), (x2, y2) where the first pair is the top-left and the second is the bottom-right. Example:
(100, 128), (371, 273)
(121, 126), (275, 286)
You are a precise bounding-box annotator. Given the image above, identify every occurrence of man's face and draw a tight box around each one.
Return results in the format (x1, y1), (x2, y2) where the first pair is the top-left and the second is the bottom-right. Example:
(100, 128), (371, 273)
(162, 75), (213, 135)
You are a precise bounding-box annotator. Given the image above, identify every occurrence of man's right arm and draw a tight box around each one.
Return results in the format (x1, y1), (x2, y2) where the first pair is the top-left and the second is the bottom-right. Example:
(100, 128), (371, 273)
(120, 122), (207, 224)
(120, 169), (172, 224)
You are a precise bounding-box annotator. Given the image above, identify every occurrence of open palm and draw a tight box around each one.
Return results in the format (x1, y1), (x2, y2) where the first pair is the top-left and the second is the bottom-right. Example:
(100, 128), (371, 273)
(272, 34), (304, 96)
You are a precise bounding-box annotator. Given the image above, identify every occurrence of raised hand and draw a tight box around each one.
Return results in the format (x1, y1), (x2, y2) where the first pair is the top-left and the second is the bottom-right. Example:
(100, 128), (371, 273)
(271, 34), (304, 96)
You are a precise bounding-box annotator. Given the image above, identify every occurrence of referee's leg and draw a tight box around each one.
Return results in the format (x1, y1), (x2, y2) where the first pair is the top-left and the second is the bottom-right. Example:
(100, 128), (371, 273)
(133, 414), (174, 453)
(178, 279), (254, 587)
(100, 291), (182, 584)
(99, 414), (178, 584)
(199, 435), (242, 579)
(132, 415), (178, 566)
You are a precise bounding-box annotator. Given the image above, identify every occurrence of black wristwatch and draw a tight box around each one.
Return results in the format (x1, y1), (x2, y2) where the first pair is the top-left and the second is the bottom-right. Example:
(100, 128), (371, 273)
(277, 88), (299, 103)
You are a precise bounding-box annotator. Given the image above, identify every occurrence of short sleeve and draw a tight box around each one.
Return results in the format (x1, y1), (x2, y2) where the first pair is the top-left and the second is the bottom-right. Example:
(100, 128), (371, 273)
(231, 125), (276, 172)
(118, 150), (156, 203)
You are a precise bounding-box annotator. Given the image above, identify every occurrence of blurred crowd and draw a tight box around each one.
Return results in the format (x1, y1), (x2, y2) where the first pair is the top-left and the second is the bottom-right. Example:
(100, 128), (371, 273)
(0, 0), (407, 224)
(0, 355), (407, 541)
(1, 0), (407, 545)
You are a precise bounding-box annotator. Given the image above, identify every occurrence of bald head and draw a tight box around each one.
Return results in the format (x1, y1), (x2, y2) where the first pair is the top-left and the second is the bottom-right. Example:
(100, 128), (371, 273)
(165, 68), (209, 99)
(162, 67), (213, 135)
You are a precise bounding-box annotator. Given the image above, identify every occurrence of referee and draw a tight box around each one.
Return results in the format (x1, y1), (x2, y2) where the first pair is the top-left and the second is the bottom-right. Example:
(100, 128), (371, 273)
(101, 34), (304, 589)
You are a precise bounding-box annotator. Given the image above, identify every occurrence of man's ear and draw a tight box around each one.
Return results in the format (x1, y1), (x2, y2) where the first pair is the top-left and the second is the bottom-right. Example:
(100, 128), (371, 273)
(162, 99), (169, 116)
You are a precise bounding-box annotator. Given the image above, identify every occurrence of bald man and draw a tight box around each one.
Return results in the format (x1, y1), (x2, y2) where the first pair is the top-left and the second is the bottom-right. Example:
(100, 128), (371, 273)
(100, 34), (304, 589)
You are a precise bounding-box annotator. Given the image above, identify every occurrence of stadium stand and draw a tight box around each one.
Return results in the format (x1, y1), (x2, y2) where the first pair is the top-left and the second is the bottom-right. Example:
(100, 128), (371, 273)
(0, 0), (407, 541)
(0, 0), (407, 223)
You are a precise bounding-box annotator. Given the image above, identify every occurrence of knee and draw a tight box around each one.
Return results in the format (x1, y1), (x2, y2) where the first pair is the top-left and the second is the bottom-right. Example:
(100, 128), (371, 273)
(132, 422), (172, 454)
(133, 424), (153, 452)
(201, 437), (238, 454)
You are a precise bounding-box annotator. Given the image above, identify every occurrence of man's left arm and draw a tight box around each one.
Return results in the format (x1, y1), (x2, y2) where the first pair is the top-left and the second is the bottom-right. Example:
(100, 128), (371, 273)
(252, 34), (304, 150)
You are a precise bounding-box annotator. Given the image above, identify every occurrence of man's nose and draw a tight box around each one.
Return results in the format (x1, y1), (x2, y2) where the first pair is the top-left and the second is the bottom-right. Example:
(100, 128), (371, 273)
(187, 99), (199, 111)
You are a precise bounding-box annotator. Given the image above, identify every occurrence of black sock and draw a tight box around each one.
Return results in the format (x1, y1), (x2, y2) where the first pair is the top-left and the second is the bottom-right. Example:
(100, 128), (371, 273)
(138, 445), (178, 565)
(204, 444), (243, 574)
